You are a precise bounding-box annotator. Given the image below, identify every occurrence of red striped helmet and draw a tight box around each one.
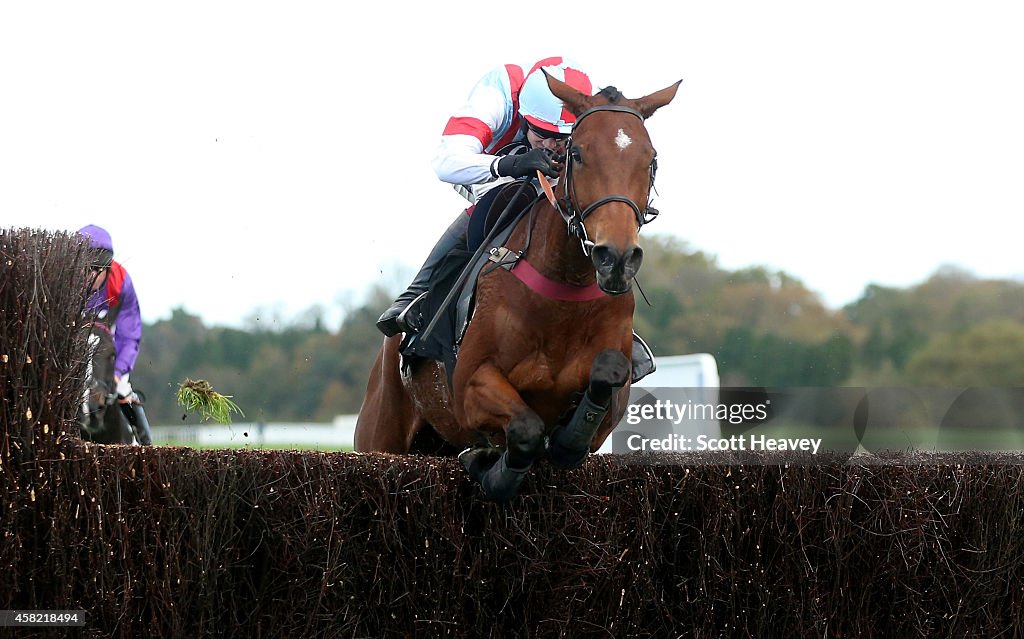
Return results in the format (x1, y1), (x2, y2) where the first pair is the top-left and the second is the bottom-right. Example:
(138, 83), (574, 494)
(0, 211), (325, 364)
(519, 57), (592, 135)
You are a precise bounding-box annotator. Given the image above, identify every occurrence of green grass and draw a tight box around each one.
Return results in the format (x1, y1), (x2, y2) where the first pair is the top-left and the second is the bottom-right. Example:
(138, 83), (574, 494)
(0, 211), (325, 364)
(155, 429), (1024, 454)
(151, 425), (1024, 455)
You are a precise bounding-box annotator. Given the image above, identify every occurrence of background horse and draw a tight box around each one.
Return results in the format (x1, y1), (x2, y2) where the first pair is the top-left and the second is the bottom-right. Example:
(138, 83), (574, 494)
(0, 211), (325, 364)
(356, 73), (680, 501)
(79, 322), (135, 444)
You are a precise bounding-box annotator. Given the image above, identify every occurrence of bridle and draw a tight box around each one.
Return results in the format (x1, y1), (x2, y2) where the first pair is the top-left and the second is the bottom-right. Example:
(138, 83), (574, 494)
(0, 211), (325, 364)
(553, 104), (661, 256)
(81, 321), (116, 419)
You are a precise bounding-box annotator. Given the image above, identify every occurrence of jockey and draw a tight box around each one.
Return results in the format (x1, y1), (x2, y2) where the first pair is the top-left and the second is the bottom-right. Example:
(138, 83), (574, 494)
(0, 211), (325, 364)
(375, 56), (588, 337)
(79, 224), (153, 445)
(374, 57), (656, 382)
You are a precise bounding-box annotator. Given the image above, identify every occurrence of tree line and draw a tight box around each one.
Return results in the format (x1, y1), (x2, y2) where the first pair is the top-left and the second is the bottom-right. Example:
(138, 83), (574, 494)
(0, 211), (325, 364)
(131, 237), (1024, 424)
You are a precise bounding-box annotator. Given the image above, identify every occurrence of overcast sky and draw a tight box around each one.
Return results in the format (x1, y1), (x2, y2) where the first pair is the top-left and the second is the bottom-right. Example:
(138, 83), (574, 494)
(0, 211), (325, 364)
(3, 1), (1022, 329)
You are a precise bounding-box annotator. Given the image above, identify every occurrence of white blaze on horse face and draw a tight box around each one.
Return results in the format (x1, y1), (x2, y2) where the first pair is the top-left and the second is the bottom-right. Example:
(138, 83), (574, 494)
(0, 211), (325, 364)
(615, 128), (632, 151)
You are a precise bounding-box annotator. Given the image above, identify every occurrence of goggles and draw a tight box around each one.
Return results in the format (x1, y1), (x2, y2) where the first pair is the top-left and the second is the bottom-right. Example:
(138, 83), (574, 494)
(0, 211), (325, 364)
(90, 248), (113, 271)
(527, 122), (570, 141)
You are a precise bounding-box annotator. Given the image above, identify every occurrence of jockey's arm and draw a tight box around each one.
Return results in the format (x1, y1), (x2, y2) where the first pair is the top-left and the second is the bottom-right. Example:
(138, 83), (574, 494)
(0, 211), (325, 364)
(113, 276), (142, 381)
(432, 65), (517, 188)
(431, 133), (503, 186)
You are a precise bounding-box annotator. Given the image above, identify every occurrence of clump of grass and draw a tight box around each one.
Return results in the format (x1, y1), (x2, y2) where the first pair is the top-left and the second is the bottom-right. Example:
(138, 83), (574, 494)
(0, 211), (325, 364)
(177, 378), (244, 425)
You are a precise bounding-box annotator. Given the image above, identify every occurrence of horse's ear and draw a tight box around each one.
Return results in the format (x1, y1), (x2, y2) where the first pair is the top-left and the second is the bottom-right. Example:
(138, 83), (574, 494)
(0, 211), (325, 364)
(635, 80), (683, 119)
(543, 68), (591, 116)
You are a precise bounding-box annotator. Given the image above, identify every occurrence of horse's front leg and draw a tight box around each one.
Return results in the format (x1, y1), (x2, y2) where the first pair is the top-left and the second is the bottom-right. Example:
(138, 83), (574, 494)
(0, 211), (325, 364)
(458, 364), (546, 503)
(548, 349), (631, 469)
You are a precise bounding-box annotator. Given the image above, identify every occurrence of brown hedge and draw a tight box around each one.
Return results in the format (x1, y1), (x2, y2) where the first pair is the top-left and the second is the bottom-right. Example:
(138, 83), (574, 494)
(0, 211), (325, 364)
(4, 227), (1024, 638)
(2, 446), (1024, 638)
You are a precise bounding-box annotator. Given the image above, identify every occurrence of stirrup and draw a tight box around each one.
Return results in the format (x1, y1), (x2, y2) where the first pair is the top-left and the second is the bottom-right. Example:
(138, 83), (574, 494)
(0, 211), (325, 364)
(631, 332), (656, 384)
(395, 291), (428, 334)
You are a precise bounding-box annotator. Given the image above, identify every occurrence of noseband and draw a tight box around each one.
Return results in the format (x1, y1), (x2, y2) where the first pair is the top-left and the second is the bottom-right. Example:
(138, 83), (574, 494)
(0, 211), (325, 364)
(556, 105), (660, 255)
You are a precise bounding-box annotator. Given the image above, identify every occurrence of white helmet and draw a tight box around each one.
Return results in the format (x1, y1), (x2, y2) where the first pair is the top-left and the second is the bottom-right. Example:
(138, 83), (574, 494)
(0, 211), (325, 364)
(518, 57), (593, 135)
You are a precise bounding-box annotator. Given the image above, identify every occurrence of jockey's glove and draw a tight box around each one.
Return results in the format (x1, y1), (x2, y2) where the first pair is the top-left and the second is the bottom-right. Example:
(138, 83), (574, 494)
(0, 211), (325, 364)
(115, 373), (134, 400)
(492, 148), (562, 180)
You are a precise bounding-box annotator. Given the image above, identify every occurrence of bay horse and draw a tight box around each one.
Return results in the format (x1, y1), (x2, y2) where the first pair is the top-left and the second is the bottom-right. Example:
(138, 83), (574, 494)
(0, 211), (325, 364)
(356, 72), (681, 501)
(79, 322), (135, 444)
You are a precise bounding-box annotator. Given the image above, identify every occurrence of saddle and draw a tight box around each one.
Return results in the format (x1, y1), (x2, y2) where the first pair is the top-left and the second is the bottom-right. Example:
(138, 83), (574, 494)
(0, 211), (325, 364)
(399, 180), (541, 383)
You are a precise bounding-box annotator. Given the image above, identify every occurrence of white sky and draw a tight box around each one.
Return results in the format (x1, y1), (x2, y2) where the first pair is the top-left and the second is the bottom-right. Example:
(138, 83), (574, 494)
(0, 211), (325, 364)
(3, 2), (1023, 329)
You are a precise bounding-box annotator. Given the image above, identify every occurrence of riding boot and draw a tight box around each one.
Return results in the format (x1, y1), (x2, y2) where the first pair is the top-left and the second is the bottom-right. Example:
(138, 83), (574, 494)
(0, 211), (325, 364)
(631, 331), (657, 383)
(376, 211), (472, 337)
(118, 399), (153, 445)
(131, 403), (153, 445)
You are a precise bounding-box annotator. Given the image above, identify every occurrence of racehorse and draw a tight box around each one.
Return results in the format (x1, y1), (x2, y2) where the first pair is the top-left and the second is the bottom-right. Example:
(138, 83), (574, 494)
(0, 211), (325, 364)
(79, 322), (134, 444)
(356, 72), (681, 501)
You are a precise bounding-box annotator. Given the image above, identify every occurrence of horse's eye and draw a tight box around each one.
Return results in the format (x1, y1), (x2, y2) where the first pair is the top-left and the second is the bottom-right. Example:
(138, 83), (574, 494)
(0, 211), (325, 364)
(570, 146), (583, 163)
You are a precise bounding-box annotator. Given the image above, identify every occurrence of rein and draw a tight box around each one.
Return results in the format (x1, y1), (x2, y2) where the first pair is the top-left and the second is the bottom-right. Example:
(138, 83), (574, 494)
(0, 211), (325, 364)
(85, 320), (113, 336)
(549, 105), (660, 256)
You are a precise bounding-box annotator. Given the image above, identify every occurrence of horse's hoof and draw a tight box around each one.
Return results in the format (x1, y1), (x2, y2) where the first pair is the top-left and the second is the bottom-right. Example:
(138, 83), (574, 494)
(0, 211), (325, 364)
(459, 447), (502, 483)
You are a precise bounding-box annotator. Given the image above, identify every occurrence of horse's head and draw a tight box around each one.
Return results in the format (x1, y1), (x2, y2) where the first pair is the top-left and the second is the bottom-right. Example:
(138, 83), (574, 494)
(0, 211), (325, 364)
(545, 72), (681, 294)
(80, 322), (117, 436)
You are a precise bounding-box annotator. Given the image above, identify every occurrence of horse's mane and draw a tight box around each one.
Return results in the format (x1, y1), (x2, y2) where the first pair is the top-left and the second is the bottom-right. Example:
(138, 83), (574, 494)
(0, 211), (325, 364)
(598, 86), (622, 103)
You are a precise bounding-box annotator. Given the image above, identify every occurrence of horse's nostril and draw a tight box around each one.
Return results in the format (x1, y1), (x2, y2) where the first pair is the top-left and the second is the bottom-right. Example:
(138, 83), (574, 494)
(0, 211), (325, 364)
(623, 246), (644, 277)
(591, 245), (617, 273)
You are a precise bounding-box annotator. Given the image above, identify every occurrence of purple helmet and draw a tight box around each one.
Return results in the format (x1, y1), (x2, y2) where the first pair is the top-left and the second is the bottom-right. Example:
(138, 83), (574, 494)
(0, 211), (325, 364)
(78, 224), (114, 269)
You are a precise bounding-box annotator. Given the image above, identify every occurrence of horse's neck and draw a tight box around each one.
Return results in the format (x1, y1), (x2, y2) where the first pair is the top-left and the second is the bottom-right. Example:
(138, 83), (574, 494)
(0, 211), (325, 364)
(526, 200), (594, 287)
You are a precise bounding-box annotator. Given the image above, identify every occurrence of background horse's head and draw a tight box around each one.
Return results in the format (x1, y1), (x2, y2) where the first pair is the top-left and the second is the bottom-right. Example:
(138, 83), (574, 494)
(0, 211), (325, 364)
(545, 72), (681, 294)
(79, 322), (124, 442)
